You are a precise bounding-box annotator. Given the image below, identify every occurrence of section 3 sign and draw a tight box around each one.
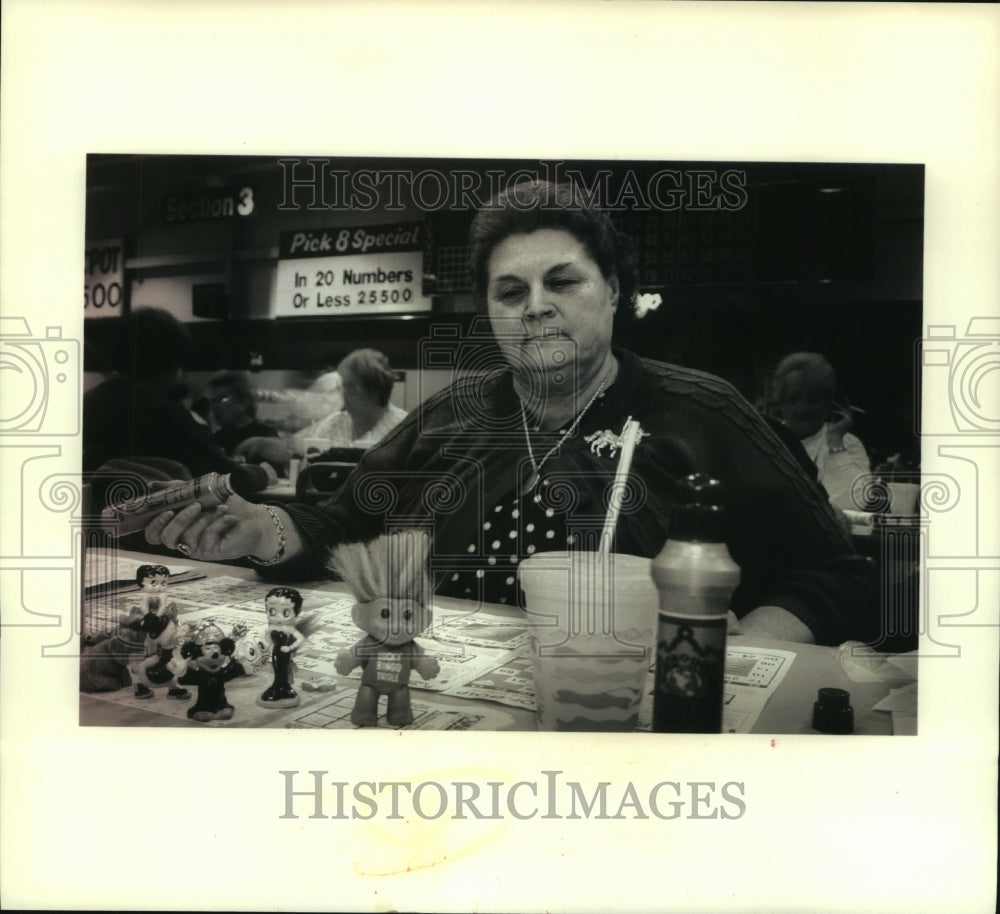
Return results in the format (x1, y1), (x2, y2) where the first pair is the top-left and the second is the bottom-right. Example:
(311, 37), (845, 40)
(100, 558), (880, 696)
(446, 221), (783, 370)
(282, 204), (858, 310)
(274, 221), (431, 317)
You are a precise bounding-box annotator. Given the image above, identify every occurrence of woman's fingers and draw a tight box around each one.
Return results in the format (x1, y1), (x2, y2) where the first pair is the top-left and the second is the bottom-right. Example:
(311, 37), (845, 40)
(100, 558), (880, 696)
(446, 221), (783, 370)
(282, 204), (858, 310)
(155, 502), (206, 550)
(232, 438), (256, 458)
(144, 509), (177, 546)
(175, 505), (224, 549)
(828, 406), (853, 434)
(234, 437), (289, 465)
(197, 513), (244, 554)
(143, 494), (268, 560)
(148, 479), (186, 492)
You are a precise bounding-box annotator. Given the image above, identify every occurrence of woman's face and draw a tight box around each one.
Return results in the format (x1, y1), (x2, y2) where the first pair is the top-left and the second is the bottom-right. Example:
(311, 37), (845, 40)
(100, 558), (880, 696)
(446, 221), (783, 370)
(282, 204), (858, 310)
(338, 367), (369, 415)
(775, 371), (831, 439)
(208, 388), (248, 430)
(486, 229), (618, 386)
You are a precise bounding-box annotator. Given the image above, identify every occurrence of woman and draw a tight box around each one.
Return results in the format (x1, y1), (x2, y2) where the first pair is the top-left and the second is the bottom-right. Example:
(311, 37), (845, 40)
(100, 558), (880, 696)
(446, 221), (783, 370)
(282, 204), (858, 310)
(295, 348), (407, 450)
(203, 370), (280, 455)
(770, 352), (871, 511)
(146, 181), (876, 646)
(84, 307), (237, 478)
(236, 348), (407, 464)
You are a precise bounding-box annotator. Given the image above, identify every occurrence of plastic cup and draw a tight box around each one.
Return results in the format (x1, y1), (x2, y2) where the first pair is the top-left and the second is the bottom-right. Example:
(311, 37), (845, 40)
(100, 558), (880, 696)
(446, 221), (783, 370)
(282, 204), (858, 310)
(517, 552), (658, 731)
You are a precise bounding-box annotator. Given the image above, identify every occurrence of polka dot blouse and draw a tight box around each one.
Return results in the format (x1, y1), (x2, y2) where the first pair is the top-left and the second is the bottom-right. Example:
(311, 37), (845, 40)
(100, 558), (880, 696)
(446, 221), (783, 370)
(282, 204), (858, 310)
(439, 478), (581, 606)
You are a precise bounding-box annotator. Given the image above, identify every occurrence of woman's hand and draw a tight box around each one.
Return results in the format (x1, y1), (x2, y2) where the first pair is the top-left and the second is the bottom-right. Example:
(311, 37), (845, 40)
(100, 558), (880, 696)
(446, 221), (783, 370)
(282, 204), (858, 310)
(144, 494), (274, 562)
(234, 437), (292, 467)
(826, 401), (855, 451)
(738, 605), (816, 644)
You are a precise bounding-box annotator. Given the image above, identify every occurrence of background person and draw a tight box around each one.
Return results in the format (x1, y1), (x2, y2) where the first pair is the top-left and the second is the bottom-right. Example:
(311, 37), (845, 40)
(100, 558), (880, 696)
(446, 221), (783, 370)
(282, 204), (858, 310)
(236, 348), (407, 465)
(769, 352), (871, 512)
(298, 348), (407, 449)
(202, 370), (280, 455)
(145, 182), (877, 647)
(83, 307), (237, 479)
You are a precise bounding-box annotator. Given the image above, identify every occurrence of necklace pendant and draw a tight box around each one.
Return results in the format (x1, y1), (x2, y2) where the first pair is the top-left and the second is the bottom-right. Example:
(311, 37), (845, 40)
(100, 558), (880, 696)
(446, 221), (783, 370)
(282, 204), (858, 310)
(519, 469), (540, 497)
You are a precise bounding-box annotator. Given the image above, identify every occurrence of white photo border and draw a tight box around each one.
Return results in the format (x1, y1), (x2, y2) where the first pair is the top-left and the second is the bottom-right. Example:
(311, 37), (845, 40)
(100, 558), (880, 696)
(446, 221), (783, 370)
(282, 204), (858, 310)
(1, 3), (997, 912)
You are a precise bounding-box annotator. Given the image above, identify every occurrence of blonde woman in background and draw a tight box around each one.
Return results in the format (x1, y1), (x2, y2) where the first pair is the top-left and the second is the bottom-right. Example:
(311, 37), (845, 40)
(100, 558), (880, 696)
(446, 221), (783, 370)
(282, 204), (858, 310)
(770, 352), (871, 511)
(237, 348), (407, 465)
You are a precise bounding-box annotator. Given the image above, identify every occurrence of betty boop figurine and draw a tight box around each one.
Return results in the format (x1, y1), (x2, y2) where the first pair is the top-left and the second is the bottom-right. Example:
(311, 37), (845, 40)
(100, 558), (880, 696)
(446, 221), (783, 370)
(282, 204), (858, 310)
(132, 564), (189, 700)
(256, 587), (317, 709)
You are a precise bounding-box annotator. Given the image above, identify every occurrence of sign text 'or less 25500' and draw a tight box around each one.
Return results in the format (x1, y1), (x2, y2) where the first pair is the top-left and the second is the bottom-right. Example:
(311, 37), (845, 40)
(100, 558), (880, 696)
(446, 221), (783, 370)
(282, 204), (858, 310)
(274, 221), (430, 318)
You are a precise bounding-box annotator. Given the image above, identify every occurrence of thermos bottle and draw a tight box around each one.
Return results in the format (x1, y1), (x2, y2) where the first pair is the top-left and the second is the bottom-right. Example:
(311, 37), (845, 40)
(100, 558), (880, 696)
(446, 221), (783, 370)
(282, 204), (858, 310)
(100, 465), (269, 536)
(651, 474), (740, 733)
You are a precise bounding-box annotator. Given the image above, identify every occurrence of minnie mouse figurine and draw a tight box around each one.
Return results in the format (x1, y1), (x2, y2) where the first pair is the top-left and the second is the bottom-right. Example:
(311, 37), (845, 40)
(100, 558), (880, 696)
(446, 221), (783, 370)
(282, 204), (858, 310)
(178, 622), (246, 722)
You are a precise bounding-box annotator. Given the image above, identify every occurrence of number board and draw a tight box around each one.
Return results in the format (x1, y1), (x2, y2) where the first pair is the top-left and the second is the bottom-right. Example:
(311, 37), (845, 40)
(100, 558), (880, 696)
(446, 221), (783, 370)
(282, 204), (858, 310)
(84, 238), (125, 318)
(617, 208), (756, 288)
(274, 221), (431, 318)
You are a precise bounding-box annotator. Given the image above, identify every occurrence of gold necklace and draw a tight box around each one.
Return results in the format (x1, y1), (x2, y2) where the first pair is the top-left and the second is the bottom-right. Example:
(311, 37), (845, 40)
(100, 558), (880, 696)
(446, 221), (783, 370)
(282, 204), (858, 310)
(517, 373), (611, 496)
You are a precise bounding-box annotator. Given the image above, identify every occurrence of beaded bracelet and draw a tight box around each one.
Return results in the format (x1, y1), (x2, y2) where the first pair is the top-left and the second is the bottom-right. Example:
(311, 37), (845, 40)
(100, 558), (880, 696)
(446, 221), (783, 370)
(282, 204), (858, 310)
(248, 504), (286, 566)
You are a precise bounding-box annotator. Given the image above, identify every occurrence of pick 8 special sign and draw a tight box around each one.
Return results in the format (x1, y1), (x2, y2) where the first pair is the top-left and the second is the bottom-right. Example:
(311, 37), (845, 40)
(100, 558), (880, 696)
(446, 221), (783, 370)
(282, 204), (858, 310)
(274, 221), (431, 317)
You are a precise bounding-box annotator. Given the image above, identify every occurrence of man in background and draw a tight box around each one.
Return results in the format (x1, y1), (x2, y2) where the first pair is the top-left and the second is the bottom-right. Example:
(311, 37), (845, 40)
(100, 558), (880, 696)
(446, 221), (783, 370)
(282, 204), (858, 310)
(202, 370), (279, 456)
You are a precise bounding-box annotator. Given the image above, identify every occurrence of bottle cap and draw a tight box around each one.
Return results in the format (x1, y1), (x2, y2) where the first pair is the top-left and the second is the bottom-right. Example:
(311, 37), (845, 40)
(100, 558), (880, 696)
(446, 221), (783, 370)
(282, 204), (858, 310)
(230, 463), (269, 497)
(669, 473), (727, 541)
(812, 687), (854, 734)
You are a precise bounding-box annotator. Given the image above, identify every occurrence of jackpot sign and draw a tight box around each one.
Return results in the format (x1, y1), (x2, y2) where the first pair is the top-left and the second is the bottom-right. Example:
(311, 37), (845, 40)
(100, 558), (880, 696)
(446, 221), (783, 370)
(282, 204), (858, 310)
(274, 221), (431, 317)
(84, 238), (125, 319)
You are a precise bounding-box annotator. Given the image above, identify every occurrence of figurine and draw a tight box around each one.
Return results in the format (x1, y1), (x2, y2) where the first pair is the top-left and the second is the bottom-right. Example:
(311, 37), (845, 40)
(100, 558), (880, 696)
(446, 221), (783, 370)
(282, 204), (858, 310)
(79, 609), (147, 693)
(177, 622), (246, 722)
(135, 563), (171, 617)
(230, 622), (270, 674)
(256, 587), (319, 709)
(330, 532), (440, 727)
(131, 564), (190, 700)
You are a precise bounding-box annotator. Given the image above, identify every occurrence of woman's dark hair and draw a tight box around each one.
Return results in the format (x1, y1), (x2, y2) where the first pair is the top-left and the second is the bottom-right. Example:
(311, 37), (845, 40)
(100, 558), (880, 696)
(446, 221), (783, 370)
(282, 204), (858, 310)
(111, 307), (192, 382)
(338, 348), (395, 407)
(468, 180), (640, 312)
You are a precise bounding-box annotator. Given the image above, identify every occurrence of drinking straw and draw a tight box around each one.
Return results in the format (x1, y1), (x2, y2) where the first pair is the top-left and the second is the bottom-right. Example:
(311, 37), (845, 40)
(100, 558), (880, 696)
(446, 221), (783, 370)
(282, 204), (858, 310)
(598, 416), (643, 557)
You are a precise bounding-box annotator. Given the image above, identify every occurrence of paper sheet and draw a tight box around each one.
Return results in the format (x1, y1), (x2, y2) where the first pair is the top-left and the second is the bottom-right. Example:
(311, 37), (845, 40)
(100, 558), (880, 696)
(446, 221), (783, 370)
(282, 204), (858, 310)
(872, 682), (918, 715)
(872, 683), (919, 736)
(288, 690), (519, 731)
(83, 549), (195, 588)
(634, 644), (797, 734)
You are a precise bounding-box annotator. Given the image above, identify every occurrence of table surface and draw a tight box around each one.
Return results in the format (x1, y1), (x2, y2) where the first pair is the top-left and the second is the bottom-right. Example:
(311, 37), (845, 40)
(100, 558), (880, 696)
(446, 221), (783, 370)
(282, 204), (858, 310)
(80, 550), (912, 735)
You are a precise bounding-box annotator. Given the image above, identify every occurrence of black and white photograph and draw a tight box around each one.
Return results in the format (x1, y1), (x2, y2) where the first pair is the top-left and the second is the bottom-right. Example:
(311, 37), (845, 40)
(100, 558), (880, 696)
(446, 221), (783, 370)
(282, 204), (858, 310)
(77, 154), (924, 737)
(1, 3), (997, 913)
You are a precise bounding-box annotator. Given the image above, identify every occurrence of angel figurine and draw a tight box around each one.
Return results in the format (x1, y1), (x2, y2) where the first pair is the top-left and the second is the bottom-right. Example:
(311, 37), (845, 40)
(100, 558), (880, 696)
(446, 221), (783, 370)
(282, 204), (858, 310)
(330, 530), (440, 727)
